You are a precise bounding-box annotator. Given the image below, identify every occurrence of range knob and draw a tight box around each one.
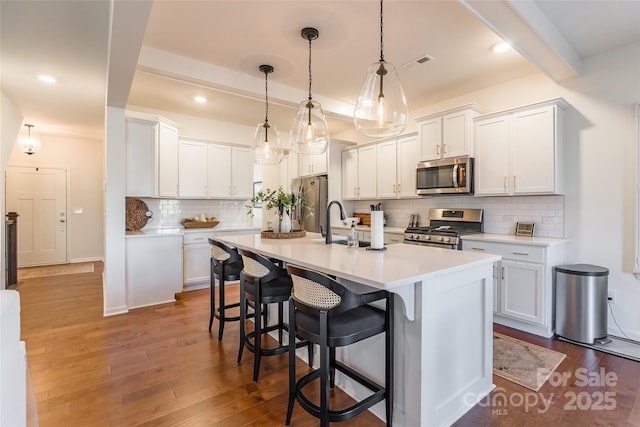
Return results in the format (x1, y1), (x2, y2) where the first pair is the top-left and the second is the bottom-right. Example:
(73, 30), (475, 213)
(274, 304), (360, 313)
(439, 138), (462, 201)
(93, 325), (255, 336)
(444, 237), (451, 243)
(437, 236), (443, 242)
(424, 235), (431, 241)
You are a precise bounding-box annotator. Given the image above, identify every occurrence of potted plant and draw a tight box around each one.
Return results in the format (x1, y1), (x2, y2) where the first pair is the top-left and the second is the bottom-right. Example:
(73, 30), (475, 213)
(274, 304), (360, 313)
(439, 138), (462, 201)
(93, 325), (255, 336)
(246, 186), (311, 232)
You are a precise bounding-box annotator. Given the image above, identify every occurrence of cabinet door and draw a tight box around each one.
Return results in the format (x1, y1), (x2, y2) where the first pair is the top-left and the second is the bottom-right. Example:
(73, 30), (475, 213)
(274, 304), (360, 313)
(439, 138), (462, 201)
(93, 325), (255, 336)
(419, 118), (441, 161)
(442, 110), (471, 158)
(157, 121), (179, 197)
(511, 105), (556, 194)
(208, 144), (233, 197)
(299, 152), (327, 176)
(376, 140), (398, 198)
(500, 259), (544, 325)
(384, 232), (404, 244)
(342, 149), (358, 199)
(178, 139), (208, 198)
(474, 115), (510, 195)
(232, 147), (253, 198)
(183, 243), (212, 285)
(125, 119), (157, 197)
(397, 135), (420, 198)
(357, 145), (377, 199)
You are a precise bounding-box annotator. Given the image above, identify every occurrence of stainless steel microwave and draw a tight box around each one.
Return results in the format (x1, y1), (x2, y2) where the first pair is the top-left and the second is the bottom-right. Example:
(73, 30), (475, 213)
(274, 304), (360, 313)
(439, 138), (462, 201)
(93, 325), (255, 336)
(416, 156), (473, 195)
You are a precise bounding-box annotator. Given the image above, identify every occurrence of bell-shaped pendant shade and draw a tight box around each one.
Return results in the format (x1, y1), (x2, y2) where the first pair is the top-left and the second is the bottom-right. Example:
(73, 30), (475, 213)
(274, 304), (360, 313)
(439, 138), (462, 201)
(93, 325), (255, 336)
(290, 99), (330, 155)
(252, 121), (284, 165)
(354, 60), (408, 137)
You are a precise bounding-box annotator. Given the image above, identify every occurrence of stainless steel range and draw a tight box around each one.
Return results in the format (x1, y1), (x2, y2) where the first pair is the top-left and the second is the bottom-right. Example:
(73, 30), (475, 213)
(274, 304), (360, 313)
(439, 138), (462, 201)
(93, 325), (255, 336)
(404, 208), (483, 249)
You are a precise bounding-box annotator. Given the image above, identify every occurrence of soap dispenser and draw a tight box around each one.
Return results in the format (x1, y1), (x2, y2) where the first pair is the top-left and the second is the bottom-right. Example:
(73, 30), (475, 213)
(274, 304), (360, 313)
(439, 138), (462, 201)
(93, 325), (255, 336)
(347, 220), (359, 248)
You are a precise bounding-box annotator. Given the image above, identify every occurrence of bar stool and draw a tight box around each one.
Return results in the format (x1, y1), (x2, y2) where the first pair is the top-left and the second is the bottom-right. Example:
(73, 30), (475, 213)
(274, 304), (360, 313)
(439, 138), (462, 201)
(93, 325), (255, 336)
(208, 238), (244, 340)
(285, 264), (394, 427)
(237, 248), (312, 382)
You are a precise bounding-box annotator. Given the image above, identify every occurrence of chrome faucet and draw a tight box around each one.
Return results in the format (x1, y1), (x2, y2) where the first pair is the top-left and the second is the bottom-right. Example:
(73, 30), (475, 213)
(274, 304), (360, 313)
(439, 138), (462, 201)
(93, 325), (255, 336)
(325, 200), (346, 244)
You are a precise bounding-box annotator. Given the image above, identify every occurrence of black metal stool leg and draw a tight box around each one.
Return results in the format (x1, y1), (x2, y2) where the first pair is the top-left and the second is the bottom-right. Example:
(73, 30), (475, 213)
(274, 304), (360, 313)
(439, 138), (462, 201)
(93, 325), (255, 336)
(209, 258), (215, 331)
(252, 287), (262, 382)
(286, 299), (296, 425)
(217, 266), (226, 341)
(237, 275), (246, 364)
(278, 301), (284, 345)
(319, 311), (329, 427)
(329, 347), (336, 388)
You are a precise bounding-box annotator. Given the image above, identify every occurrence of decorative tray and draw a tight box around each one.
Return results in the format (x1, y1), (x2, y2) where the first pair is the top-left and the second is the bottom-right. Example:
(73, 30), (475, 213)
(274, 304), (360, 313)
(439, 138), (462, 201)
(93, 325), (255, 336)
(181, 219), (220, 229)
(261, 230), (306, 239)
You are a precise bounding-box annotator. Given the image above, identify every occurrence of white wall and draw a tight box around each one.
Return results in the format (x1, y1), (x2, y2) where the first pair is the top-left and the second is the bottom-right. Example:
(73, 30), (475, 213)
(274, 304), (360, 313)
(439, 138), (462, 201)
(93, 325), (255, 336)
(7, 133), (104, 263)
(1, 92), (24, 289)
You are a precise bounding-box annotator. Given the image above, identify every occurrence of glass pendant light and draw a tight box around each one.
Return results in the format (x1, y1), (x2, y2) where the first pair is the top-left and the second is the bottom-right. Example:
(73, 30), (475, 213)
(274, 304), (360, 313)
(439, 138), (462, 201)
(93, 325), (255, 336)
(354, 0), (408, 137)
(21, 123), (41, 155)
(252, 64), (284, 165)
(290, 27), (329, 155)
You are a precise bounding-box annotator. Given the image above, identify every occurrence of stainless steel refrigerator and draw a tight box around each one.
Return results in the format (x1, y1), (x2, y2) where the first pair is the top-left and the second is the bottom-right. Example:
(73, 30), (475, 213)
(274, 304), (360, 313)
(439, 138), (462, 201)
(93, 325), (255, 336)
(291, 175), (327, 233)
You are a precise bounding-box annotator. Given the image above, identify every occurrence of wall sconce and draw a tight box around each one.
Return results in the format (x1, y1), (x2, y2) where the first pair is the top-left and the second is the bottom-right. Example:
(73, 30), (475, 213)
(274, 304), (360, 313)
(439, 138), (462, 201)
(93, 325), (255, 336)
(21, 124), (41, 155)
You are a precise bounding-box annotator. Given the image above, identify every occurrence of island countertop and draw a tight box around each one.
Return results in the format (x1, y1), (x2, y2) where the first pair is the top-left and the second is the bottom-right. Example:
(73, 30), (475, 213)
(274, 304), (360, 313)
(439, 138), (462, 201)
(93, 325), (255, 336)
(214, 232), (500, 291)
(215, 232), (498, 427)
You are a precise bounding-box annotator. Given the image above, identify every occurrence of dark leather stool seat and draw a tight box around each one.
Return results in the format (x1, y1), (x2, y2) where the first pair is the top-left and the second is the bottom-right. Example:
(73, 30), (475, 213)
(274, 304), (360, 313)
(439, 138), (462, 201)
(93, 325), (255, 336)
(285, 265), (394, 427)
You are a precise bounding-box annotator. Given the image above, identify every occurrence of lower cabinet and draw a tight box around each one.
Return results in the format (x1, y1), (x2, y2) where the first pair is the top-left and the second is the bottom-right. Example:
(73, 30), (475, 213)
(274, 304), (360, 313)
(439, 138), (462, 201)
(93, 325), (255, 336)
(182, 229), (259, 291)
(462, 237), (567, 338)
(125, 235), (183, 309)
(183, 231), (217, 291)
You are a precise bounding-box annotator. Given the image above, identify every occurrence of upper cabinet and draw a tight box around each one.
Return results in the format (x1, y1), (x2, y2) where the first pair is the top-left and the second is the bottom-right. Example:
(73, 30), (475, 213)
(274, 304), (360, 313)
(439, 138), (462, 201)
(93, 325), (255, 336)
(417, 104), (486, 161)
(125, 114), (180, 198)
(208, 144), (253, 199)
(376, 134), (420, 199)
(178, 138), (208, 198)
(474, 98), (567, 196)
(299, 152), (327, 177)
(342, 145), (376, 200)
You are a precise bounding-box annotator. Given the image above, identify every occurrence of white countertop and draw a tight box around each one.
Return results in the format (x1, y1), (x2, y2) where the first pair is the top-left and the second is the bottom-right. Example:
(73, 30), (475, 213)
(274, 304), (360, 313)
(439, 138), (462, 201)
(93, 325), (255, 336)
(331, 224), (405, 234)
(461, 233), (569, 246)
(126, 225), (260, 238)
(214, 232), (499, 291)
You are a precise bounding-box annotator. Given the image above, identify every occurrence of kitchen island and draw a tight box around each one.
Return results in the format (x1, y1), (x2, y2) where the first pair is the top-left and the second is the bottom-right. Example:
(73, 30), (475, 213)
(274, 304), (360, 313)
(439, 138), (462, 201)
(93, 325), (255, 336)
(215, 233), (500, 427)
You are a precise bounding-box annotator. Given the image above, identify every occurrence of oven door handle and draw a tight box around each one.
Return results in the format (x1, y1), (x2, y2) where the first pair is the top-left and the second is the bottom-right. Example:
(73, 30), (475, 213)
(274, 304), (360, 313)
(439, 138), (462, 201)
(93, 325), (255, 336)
(452, 164), (459, 188)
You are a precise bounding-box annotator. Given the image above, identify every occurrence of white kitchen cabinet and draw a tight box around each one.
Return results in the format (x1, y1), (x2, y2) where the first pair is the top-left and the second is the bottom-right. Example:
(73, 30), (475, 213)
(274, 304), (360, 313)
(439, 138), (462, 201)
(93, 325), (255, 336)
(417, 104), (485, 161)
(474, 98), (567, 196)
(341, 145), (376, 200)
(299, 152), (327, 177)
(125, 114), (180, 198)
(376, 134), (420, 199)
(207, 144), (253, 199)
(157, 120), (179, 197)
(125, 234), (183, 309)
(182, 231), (217, 291)
(462, 235), (567, 338)
(178, 138), (209, 198)
(384, 231), (404, 244)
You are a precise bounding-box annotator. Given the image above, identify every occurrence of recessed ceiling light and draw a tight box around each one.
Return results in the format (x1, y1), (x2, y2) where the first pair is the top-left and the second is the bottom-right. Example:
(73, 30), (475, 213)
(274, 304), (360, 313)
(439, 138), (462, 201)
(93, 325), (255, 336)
(491, 42), (511, 53)
(38, 74), (57, 83)
(194, 95), (207, 103)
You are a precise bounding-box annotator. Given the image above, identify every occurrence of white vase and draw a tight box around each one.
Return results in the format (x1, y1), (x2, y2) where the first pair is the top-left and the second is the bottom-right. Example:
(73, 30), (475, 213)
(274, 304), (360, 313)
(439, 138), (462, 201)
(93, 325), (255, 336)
(272, 212), (280, 233)
(281, 212), (292, 233)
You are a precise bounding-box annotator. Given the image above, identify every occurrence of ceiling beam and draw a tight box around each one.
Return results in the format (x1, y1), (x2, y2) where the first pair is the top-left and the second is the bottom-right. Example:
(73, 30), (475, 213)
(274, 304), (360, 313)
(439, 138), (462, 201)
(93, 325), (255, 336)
(460, 0), (582, 81)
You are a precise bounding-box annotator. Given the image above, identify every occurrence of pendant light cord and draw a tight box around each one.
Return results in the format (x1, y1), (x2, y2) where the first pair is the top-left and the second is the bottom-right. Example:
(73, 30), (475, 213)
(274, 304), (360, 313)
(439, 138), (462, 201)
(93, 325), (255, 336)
(307, 35), (313, 101)
(379, 0), (385, 62)
(264, 69), (269, 124)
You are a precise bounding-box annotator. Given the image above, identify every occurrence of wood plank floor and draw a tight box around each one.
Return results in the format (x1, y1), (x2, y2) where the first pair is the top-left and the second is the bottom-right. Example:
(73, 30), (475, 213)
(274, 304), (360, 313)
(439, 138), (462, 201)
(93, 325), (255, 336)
(17, 262), (640, 426)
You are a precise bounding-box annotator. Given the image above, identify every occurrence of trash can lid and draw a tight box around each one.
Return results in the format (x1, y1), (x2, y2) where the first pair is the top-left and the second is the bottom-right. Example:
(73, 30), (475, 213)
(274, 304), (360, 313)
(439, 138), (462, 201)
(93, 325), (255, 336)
(554, 264), (609, 276)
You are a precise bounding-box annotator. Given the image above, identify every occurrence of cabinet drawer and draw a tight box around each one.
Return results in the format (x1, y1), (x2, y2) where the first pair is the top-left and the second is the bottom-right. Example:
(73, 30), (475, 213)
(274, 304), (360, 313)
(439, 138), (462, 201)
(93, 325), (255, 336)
(183, 232), (215, 245)
(462, 240), (545, 263)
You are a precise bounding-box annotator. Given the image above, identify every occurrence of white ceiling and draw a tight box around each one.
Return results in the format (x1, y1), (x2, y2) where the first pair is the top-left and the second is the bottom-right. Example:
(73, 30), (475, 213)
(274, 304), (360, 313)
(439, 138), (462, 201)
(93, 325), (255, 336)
(1, 0), (639, 141)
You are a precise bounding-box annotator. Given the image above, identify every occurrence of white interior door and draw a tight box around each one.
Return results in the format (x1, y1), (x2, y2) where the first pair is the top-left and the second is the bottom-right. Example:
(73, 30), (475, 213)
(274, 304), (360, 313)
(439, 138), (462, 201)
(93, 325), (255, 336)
(6, 166), (67, 266)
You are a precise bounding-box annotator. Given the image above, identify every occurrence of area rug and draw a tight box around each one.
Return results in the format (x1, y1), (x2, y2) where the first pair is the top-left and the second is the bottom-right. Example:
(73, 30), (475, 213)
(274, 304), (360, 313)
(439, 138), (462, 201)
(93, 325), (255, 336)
(18, 262), (95, 280)
(494, 332), (566, 392)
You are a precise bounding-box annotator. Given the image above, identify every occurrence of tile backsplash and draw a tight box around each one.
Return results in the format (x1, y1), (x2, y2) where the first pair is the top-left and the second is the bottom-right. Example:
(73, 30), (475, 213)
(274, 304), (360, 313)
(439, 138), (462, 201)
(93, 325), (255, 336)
(351, 195), (564, 238)
(135, 194), (564, 238)
(137, 198), (260, 230)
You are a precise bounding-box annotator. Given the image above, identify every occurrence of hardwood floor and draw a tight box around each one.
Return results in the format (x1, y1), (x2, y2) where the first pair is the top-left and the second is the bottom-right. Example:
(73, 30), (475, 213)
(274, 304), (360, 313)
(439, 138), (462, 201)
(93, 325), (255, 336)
(17, 263), (640, 426)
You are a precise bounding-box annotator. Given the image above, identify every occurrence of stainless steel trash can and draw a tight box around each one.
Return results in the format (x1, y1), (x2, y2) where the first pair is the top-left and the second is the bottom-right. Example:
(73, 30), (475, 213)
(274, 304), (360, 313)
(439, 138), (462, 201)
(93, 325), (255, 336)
(554, 264), (609, 344)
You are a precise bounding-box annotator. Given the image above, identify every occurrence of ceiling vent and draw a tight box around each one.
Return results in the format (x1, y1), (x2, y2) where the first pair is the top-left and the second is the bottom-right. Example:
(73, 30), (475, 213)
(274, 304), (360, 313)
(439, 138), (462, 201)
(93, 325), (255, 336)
(403, 55), (434, 69)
